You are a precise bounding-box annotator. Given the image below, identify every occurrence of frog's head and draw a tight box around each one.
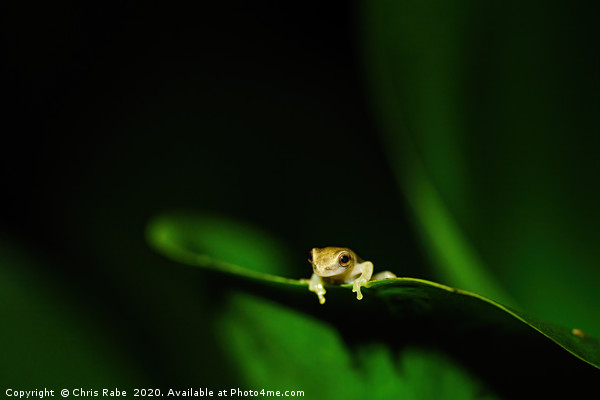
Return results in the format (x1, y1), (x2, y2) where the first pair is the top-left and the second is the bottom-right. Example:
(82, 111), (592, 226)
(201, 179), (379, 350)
(308, 247), (356, 277)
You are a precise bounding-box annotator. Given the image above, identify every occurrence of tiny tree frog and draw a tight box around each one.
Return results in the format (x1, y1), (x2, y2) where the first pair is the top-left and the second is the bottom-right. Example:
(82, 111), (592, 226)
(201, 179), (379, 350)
(305, 247), (396, 304)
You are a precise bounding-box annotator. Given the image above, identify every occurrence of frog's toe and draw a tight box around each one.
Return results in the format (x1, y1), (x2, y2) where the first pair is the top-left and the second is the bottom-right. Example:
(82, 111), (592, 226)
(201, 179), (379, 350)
(312, 288), (326, 304)
(352, 282), (366, 300)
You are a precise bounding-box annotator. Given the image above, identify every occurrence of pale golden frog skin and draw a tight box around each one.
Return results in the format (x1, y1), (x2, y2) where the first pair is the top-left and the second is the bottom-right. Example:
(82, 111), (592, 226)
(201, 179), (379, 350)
(305, 247), (396, 304)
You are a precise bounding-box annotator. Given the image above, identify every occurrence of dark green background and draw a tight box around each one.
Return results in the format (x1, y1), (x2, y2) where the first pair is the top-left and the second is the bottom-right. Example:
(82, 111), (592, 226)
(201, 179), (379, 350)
(1, 0), (598, 396)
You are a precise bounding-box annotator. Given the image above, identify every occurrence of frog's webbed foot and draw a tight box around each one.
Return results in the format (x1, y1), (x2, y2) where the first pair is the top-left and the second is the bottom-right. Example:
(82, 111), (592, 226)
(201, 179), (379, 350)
(314, 289), (326, 304)
(309, 284), (326, 304)
(352, 276), (369, 300)
(308, 274), (327, 304)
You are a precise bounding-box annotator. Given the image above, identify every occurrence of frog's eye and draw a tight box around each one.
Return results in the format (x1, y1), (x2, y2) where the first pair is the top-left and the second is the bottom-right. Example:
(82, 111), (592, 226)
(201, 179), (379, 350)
(308, 251), (313, 263)
(338, 253), (351, 267)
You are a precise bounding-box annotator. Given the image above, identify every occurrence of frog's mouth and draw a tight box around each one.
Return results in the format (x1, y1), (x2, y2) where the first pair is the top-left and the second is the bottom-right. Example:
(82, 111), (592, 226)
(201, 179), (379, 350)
(314, 266), (341, 277)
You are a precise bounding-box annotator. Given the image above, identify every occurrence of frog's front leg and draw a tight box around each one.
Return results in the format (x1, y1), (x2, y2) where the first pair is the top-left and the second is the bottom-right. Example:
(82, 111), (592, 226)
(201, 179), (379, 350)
(351, 261), (373, 300)
(308, 273), (327, 304)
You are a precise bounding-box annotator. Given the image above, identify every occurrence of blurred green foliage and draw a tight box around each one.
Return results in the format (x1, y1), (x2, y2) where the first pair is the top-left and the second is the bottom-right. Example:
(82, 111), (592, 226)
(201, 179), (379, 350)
(363, 0), (600, 337)
(219, 292), (500, 400)
(0, 239), (142, 387)
(1, 0), (598, 398)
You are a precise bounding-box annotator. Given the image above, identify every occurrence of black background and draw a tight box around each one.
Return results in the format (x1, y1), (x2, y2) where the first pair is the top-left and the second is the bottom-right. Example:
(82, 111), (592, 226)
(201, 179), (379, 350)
(1, 1), (425, 386)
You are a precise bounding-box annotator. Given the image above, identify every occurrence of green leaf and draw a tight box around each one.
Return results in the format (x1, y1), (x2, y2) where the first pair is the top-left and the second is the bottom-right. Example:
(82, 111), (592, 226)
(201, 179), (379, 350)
(360, 0), (600, 339)
(359, 0), (515, 307)
(216, 292), (500, 400)
(147, 212), (600, 397)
